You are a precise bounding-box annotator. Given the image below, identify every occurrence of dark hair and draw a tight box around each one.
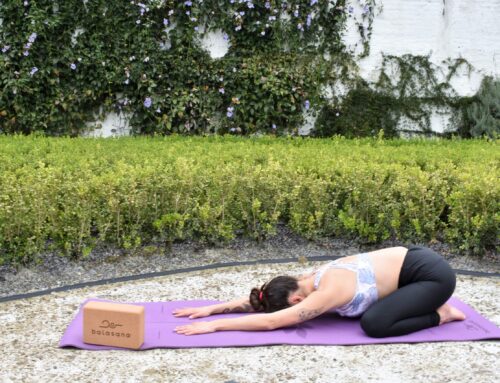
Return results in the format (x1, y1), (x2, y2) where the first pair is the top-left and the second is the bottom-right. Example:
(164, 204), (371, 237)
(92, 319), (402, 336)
(249, 275), (299, 313)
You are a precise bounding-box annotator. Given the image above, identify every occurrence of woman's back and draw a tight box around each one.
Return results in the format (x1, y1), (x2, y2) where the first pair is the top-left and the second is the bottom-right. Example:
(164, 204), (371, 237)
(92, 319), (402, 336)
(314, 246), (409, 313)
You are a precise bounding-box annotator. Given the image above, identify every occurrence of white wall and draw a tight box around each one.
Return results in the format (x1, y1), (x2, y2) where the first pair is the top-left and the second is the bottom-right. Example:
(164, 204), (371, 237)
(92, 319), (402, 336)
(87, 0), (500, 137)
(347, 0), (499, 84)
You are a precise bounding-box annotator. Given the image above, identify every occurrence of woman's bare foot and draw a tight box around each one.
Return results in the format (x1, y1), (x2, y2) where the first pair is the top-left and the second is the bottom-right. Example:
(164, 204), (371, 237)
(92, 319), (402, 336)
(436, 303), (466, 325)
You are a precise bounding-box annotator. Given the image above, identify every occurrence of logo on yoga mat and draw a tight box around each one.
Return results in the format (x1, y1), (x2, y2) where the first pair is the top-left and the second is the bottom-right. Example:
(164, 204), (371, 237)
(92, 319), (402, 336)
(464, 320), (489, 334)
(99, 319), (123, 329)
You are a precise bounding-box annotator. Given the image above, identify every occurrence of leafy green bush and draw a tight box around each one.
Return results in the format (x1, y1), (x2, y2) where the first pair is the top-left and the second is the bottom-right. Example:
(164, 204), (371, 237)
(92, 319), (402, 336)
(0, 135), (498, 266)
(444, 169), (499, 255)
(313, 83), (399, 138)
(465, 77), (500, 139)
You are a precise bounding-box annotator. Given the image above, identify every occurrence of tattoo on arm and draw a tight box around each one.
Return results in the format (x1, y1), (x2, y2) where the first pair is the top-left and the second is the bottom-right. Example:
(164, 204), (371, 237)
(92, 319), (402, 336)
(298, 309), (322, 322)
(222, 303), (254, 314)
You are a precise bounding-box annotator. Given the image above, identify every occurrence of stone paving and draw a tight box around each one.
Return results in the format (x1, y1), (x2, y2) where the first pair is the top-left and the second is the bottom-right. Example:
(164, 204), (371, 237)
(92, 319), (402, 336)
(0, 262), (499, 383)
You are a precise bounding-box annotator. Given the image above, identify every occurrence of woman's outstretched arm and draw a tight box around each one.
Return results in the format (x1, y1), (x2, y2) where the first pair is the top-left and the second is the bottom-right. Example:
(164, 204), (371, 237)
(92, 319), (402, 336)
(174, 289), (337, 335)
(173, 296), (257, 319)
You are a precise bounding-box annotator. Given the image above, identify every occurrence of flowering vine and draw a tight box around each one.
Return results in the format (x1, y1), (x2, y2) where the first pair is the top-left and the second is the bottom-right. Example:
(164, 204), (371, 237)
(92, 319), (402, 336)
(0, 0), (378, 136)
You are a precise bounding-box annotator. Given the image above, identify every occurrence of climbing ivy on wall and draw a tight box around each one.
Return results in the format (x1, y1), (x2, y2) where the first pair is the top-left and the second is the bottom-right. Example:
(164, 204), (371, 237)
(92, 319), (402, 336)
(0, 0), (382, 136)
(312, 54), (499, 139)
(0, 0), (497, 137)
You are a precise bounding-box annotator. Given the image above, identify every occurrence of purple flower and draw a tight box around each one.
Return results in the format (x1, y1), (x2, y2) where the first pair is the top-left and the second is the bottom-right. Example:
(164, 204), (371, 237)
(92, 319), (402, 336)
(310, 0), (318, 5)
(219, 88), (225, 94)
(304, 100), (310, 110)
(272, 124), (277, 130)
(223, 33), (229, 41)
(23, 51), (30, 56)
(28, 32), (37, 43)
(247, 2), (254, 9)
(227, 106), (234, 118)
(362, 5), (370, 15)
(144, 97), (152, 108)
(29, 67), (38, 76)
(156, 107), (161, 113)
(184, 1), (192, 6)
(265, 1), (271, 9)
(163, 18), (169, 26)
(1, 45), (10, 53)
(348, 6), (354, 14)
(297, 23), (304, 31)
(294, 10), (299, 17)
(194, 26), (199, 31)
(70, 63), (77, 70)
(306, 14), (312, 27)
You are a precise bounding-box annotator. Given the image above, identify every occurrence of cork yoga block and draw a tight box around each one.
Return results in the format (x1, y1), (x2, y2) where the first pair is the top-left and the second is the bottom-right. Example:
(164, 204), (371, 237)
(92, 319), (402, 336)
(83, 301), (145, 349)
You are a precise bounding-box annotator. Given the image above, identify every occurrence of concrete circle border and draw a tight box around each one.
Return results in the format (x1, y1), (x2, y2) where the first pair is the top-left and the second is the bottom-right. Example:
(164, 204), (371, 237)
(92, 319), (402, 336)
(1, 255), (498, 303)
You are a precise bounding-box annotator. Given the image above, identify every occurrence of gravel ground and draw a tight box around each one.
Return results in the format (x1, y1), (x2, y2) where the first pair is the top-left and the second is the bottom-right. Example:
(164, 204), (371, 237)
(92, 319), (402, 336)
(0, 224), (498, 298)
(0, 226), (498, 382)
(0, 261), (499, 383)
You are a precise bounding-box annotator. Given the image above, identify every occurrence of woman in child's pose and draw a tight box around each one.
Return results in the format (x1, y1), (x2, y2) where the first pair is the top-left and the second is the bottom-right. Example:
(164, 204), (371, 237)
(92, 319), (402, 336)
(174, 245), (466, 337)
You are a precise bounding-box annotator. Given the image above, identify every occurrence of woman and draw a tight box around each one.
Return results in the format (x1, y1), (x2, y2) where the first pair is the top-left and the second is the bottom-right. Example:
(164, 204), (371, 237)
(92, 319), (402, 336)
(174, 245), (466, 337)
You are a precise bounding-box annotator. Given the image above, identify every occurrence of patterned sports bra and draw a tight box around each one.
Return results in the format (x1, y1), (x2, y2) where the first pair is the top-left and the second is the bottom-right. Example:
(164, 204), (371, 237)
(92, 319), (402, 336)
(313, 253), (379, 318)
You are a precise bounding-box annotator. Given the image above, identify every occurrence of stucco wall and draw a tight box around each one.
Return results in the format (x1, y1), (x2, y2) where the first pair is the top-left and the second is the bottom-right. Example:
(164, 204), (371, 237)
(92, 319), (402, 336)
(86, 0), (500, 137)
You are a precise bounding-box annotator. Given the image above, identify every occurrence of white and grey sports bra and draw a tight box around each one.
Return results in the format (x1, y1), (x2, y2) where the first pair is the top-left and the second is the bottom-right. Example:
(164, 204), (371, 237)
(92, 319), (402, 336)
(313, 253), (379, 317)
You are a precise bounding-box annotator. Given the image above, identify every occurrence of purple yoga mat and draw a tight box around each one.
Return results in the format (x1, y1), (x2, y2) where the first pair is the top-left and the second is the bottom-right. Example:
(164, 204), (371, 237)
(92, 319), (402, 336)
(59, 297), (500, 350)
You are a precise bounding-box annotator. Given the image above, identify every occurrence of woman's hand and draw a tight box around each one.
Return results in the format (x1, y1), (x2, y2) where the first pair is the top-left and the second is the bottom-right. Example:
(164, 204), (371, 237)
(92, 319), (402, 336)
(174, 321), (216, 336)
(172, 306), (213, 319)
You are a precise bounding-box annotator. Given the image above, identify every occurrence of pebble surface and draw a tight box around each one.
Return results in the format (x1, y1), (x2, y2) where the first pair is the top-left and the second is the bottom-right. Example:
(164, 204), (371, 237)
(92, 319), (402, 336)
(0, 227), (498, 382)
(1, 225), (498, 298)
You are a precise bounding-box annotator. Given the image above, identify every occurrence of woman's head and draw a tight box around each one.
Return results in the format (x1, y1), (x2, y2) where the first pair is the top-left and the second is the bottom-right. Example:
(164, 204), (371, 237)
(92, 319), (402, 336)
(249, 275), (299, 313)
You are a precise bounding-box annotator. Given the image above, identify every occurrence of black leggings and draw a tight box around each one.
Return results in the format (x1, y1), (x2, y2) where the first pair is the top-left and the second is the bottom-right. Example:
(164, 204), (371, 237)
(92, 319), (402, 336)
(360, 245), (456, 338)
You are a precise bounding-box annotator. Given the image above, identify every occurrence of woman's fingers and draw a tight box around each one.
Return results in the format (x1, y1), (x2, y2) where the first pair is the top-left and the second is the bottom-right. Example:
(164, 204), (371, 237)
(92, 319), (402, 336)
(174, 322), (215, 335)
(174, 325), (198, 335)
(172, 307), (210, 318)
(172, 307), (194, 317)
(174, 325), (191, 335)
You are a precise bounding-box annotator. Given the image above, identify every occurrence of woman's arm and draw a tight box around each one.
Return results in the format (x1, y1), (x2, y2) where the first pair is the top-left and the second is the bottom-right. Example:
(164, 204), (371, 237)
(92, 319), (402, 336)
(174, 289), (337, 335)
(173, 296), (257, 319)
(211, 296), (257, 314)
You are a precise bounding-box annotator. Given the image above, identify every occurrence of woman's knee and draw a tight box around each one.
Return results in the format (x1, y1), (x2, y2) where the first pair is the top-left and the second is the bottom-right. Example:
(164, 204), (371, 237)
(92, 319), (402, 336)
(436, 260), (457, 299)
(360, 310), (392, 338)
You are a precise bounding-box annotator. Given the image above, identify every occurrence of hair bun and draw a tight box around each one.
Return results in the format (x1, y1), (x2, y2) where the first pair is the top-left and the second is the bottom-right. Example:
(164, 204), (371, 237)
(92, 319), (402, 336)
(249, 287), (264, 312)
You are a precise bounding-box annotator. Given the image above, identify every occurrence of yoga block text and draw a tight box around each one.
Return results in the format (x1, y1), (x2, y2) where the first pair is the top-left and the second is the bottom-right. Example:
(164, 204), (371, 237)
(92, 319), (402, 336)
(83, 301), (144, 349)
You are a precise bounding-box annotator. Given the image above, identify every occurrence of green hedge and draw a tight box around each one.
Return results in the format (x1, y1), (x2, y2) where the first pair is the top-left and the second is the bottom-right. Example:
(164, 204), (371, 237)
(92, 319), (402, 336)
(0, 134), (498, 265)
